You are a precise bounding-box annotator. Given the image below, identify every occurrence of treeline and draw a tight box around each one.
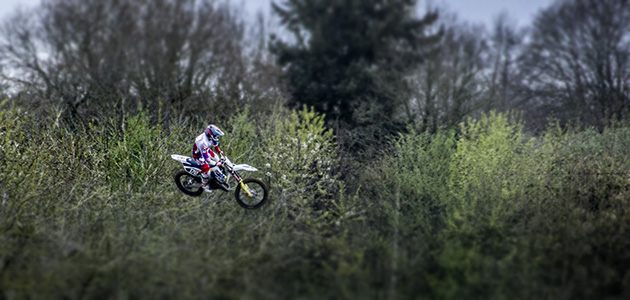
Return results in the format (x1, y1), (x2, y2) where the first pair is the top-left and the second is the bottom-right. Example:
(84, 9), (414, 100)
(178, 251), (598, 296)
(1, 0), (630, 298)
(1, 0), (629, 132)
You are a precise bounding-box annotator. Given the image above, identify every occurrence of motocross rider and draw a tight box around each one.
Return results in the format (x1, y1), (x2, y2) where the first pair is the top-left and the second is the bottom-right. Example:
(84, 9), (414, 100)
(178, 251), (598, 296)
(192, 124), (227, 192)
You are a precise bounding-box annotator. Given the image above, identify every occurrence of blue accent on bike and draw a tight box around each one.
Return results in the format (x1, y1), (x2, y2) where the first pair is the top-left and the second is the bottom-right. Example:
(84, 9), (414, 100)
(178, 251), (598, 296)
(185, 158), (204, 168)
(212, 170), (226, 182)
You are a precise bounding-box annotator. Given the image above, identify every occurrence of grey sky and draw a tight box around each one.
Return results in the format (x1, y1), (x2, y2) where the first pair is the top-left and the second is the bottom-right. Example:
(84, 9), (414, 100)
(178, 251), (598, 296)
(435, 0), (555, 27)
(1, 0), (555, 29)
(0, 0), (39, 18)
(242, 0), (556, 28)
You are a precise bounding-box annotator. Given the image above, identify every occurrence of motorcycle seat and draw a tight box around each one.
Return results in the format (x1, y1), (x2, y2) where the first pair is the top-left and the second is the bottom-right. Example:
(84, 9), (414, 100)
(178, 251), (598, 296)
(185, 158), (203, 168)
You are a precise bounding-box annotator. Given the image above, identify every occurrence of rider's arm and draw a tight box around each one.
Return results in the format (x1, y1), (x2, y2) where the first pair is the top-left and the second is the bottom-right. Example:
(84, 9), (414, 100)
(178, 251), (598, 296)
(211, 138), (223, 157)
(203, 144), (222, 166)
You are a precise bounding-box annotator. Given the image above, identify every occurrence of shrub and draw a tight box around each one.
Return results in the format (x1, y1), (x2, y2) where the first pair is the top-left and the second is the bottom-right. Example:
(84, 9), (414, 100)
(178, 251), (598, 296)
(103, 109), (187, 193)
(447, 111), (543, 228)
(424, 112), (550, 298)
(263, 105), (340, 207)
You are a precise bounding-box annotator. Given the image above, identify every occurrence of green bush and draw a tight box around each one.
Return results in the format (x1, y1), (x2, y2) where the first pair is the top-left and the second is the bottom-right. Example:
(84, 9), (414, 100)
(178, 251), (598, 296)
(370, 128), (457, 297)
(521, 124), (630, 298)
(3, 101), (630, 299)
(0, 100), (35, 234)
(263, 106), (340, 206)
(103, 109), (187, 193)
(219, 106), (261, 163)
(448, 111), (542, 228)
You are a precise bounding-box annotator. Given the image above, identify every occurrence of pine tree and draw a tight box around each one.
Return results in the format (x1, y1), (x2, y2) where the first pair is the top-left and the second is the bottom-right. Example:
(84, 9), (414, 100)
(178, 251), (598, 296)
(271, 0), (440, 127)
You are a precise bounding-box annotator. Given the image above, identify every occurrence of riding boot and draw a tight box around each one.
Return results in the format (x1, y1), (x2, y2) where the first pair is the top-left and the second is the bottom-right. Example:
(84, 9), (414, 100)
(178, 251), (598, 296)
(201, 173), (212, 192)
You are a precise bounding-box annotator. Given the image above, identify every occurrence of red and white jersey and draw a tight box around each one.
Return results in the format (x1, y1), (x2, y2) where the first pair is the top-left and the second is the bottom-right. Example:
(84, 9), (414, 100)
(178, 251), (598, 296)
(192, 133), (219, 164)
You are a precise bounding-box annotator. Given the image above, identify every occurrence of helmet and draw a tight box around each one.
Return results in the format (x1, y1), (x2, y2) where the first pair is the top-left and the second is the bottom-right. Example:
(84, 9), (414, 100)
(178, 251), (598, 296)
(205, 124), (224, 140)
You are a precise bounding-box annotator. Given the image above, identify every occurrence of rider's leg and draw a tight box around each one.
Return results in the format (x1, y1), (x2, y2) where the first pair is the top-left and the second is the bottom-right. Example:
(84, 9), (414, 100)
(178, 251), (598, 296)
(204, 154), (226, 183)
(200, 163), (211, 192)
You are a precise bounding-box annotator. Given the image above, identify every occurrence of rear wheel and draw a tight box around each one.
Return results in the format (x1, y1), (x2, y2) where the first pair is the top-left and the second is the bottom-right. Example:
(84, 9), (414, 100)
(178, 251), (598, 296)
(174, 171), (203, 196)
(234, 178), (268, 209)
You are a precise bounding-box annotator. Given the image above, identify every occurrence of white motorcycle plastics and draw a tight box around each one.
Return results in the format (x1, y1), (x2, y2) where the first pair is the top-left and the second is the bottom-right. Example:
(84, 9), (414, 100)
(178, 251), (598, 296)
(233, 164), (257, 172)
(171, 154), (203, 177)
(170, 154), (258, 173)
(171, 152), (269, 209)
(170, 154), (191, 163)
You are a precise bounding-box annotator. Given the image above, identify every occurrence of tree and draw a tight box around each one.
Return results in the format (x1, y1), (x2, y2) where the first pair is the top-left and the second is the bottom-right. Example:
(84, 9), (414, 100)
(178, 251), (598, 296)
(271, 0), (440, 127)
(408, 12), (486, 133)
(0, 0), (248, 120)
(519, 0), (630, 128)
(484, 13), (526, 113)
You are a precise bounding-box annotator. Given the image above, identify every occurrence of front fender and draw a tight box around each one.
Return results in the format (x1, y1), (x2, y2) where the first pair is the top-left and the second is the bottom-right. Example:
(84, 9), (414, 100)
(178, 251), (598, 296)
(233, 164), (258, 172)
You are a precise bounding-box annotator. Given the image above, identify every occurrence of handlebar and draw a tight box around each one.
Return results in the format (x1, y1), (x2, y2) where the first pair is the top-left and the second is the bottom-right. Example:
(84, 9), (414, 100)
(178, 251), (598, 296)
(221, 155), (234, 172)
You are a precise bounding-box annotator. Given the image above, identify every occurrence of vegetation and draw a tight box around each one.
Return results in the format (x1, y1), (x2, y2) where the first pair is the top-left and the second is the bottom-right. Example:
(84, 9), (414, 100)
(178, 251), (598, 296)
(271, 0), (440, 126)
(1, 0), (630, 298)
(2, 100), (629, 298)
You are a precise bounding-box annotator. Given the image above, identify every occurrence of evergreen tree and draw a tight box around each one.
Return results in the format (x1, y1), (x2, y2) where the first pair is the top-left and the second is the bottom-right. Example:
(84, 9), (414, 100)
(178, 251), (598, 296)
(271, 0), (440, 127)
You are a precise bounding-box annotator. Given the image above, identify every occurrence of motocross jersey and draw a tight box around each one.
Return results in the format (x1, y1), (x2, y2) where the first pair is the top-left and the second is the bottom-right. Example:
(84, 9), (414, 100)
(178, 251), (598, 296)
(192, 133), (221, 165)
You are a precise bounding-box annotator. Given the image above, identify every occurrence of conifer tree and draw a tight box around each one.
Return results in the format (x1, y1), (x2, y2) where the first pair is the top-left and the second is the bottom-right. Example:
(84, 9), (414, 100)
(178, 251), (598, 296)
(271, 0), (440, 127)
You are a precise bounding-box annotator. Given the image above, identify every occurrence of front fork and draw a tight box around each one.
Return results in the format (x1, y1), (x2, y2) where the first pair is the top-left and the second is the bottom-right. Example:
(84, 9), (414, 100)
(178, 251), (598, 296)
(240, 181), (253, 197)
(232, 171), (252, 197)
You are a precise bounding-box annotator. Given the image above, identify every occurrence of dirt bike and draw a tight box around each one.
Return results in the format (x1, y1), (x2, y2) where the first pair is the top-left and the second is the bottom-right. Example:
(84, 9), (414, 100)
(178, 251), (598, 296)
(171, 154), (269, 209)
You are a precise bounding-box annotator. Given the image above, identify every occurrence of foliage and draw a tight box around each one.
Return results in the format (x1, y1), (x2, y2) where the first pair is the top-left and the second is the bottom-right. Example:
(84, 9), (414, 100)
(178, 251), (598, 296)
(104, 109), (187, 192)
(448, 111), (540, 227)
(2, 101), (630, 298)
(0, 101), (364, 299)
(271, 0), (440, 125)
(359, 111), (630, 299)
(263, 106), (338, 203)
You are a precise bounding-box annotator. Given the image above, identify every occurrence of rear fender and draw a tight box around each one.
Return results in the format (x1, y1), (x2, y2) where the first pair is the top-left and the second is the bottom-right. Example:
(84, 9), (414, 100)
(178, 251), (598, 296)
(171, 154), (190, 164)
(173, 154), (202, 176)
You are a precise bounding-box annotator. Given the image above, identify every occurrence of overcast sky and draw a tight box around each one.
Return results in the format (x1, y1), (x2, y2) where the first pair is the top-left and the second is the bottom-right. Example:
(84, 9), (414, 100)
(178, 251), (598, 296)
(0, 0), (555, 29)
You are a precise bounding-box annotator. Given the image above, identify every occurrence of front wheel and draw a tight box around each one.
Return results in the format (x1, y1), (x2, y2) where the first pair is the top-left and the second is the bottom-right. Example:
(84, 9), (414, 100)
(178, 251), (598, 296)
(235, 178), (268, 209)
(174, 171), (203, 196)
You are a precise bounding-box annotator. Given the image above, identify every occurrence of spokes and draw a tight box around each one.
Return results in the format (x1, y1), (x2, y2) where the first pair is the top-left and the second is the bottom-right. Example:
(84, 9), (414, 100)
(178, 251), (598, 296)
(181, 175), (201, 190)
(240, 183), (264, 205)
(174, 171), (204, 197)
(234, 178), (268, 209)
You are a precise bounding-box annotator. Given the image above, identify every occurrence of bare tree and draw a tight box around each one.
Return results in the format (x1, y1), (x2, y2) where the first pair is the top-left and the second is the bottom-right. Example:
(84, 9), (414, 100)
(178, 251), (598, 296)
(0, 0), (254, 120)
(130, 0), (245, 105)
(519, 0), (630, 127)
(408, 13), (486, 132)
(484, 13), (526, 113)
